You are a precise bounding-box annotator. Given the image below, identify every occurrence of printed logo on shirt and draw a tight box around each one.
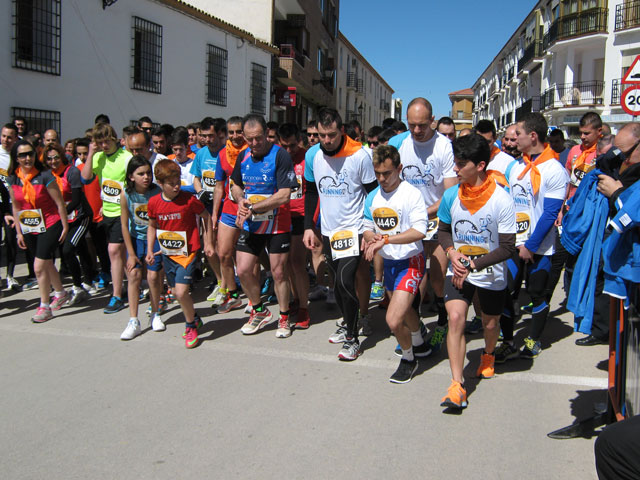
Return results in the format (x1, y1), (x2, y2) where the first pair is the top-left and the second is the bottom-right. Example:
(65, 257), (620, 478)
(318, 170), (352, 197)
(453, 216), (494, 244)
(512, 184), (531, 207)
(372, 207), (399, 231)
(401, 164), (435, 188)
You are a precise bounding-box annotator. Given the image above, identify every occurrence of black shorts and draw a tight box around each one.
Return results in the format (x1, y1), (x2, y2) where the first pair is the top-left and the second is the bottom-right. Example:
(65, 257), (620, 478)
(24, 220), (62, 260)
(444, 277), (506, 316)
(236, 231), (291, 256)
(291, 216), (304, 236)
(101, 215), (124, 244)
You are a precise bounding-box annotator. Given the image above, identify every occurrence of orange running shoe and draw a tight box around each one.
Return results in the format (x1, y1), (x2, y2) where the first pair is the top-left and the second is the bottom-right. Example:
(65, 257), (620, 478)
(476, 352), (495, 379)
(440, 379), (468, 409)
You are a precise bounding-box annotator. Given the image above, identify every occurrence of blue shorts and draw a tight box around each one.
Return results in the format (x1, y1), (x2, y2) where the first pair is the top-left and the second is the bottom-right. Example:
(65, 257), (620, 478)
(383, 253), (426, 295)
(220, 212), (238, 229)
(129, 238), (163, 272)
(163, 255), (197, 286)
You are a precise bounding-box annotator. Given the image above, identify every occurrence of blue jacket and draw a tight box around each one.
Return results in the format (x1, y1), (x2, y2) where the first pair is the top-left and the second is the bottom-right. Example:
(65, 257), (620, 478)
(603, 180), (640, 301)
(562, 169), (610, 334)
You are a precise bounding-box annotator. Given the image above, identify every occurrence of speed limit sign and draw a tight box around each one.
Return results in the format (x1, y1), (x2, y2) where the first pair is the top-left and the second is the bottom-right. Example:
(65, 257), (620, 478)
(622, 86), (640, 116)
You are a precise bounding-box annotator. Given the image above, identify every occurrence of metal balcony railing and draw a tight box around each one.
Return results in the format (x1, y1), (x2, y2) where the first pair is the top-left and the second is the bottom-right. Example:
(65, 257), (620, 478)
(611, 78), (622, 105)
(519, 40), (543, 72)
(356, 78), (364, 94)
(346, 71), (357, 89)
(615, 1), (640, 30)
(544, 8), (608, 48)
(540, 81), (605, 110)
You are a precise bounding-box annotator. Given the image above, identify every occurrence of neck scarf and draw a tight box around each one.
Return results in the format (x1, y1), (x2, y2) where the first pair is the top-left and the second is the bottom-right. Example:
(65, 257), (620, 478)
(16, 166), (38, 208)
(490, 145), (501, 160)
(458, 174), (496, 215)
(518, 143), (559, 195)
(51, 164), (67, 196)
(487, 169), (509, 189)
(226, 139), (246, 168)
(573, 142), (597, 171)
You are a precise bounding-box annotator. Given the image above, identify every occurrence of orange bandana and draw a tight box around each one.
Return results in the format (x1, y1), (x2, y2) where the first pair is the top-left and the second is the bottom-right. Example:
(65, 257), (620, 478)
(335, 135), (363, 157)
(226, 139), (247, 168)
(16, 167), (38, 208)
(458, 175), (497, 215)
(490, 145), (501, 160)
(517, 144), (559, 195)
(572, 143), (597, 172)
(487, 169), (509, 189)
(51, 164), (67, 196)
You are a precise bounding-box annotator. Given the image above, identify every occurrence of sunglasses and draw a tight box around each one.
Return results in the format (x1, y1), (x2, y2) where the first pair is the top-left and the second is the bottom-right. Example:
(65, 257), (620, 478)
(46, 154), (61, 161)
(307, 132), (319, 137)
(17, 150), (35, 159)
(369, 141), (379, 147)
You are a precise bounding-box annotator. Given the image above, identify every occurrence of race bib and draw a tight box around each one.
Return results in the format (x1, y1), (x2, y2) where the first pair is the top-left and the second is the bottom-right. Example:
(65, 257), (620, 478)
(570, 163), (595, 187)
(372, 207), (400, 235)
(156, 229), (188, 256)
(18, 209), (46, 234)
(0, 168), (8, 182)
(425, 217), (439, 241)
(290, 174), (303, 200)
(132, 203), (149, 226)
(202, 170), (217, 192)
(457, 245), (492, 275)
(247, 193), (273, 222)
(516, 211), (531, 243)
(65, 201), (77, 222)
(101, 179), (123, 204)
(329, 227), (359, 260)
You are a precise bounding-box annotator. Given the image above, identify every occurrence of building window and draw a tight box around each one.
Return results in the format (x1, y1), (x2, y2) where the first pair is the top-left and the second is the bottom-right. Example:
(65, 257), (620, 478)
(250, 63), (267, 115)
(206, 44), (227, 106)
(317, 48), (323, 72)
(131, 16), (162, 94)
(11, 106), (60, 137)
(12, 0), (61, 75)
(339, 47), (343, 70)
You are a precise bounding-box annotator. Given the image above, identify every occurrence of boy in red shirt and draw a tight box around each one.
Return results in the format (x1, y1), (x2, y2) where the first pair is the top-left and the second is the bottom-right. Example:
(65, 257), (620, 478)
(147, 160), (214, 348)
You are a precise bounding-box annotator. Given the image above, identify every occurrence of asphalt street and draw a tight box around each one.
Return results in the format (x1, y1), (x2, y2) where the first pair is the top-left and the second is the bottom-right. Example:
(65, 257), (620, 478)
(0, 263), (607, 479)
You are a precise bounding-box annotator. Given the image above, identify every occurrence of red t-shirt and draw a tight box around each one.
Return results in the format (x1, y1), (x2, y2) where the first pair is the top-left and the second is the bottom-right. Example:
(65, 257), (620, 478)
(9, 170), (61, 229)
(147, 191), (205, 254)
(290, 147), (306, 216)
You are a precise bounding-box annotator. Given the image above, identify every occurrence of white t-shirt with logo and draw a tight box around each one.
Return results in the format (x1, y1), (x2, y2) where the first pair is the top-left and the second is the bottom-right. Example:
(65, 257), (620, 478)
(507, 158), (568, 255)
(488, 150), (515, 175)
(305, 145), (375, 235)
(438, 184), (516, 290)
(363, 181), (427, 261)
(389, 131), (456, 208)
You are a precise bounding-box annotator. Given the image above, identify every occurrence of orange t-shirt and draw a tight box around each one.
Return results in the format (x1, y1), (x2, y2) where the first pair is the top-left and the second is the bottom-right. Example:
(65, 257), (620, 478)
(77, 161), (103, 222)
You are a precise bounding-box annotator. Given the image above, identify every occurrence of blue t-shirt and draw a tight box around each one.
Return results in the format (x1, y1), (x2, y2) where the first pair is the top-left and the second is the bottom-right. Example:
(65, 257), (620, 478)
(125, 184), (161, 240)
(190, 146), (221, 181)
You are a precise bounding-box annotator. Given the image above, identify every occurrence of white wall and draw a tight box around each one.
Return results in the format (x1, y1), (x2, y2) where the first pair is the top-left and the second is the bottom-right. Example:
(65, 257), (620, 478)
(1, 0), (272, 139)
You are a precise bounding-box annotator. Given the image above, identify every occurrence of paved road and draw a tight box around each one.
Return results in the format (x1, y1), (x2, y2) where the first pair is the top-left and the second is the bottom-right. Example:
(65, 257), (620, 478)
(0, 265), (607, 479)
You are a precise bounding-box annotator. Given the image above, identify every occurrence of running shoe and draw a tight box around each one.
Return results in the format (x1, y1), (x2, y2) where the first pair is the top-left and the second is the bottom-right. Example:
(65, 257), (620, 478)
(31, 306), (52, 323)
(82, 282), (98, 296)
(240, 308), (274, 335)
(427, 325), (448, 353)
(494, 342), (519, 363)
(394, 322), (429, 356)
(266, 294), (277, 304)
(358, 313), (373, 336)
(158, 296), (168, 314)
(139, 288), (150, 301)
(326, 288), (336, 305)
(378, 295), (390, 310)
(440, 380), (468, 409)
(182, 316), (203, 338)
(97, 272), (111, 289)
(308, 284), (328, 301)
(520, 336), (542, 359)
(22, 277), (38, 291)
(165, 288), (176, 304)
(260, 276), (273, 296)
(476, 352), (495, 378)
(151, 313), (166, 332)
(50, 291), (70, 311)
(389, 358), (419, 384)
(338, 340), (361, 361)
(206, 284), (222, 302)
(328, 326), (348, 344)
(275, 314), (292, 338)
(217, 294), (243, 314)
(412, 341), (433, 358)
(244, 301), (253, 314)
(464, 315), (483, 335)
(370, 281), (384, 301)
(6, 275), (21, 291)
(104, 296), (126, 314)
(184, 327), (199, 349)
(69, 288), (89, 306)
(121, 318), (141, 340)
(520, 302), (533, 314)
(294, 309), (310, 329)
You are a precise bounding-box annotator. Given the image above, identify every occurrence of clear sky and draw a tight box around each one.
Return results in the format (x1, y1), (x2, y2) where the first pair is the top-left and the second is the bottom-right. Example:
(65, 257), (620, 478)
(339, 1), (536, 122)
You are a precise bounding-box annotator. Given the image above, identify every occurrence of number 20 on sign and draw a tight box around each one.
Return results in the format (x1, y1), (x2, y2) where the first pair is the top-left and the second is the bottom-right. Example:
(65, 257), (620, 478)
(622, 86), (640, 116)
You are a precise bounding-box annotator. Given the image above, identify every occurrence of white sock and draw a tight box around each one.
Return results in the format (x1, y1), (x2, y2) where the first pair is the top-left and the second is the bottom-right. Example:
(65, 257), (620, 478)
(40, 302), (49, 308)
(130, 317), (138, 324)
(411, 329), (424, 346)
(401, 347), (414, 361)
(54, 291), (65, 298)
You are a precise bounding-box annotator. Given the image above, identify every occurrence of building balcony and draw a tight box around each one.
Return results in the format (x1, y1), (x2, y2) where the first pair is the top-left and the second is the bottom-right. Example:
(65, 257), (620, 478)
(540, 81), (605, 110)
(356, 78), (364, 94)
(543, 8), (608, 49)
(615, 1), (640, 31)
(611, 78), (622, 105)
(346, 71), (357, 90)
(278, 44), (305, 68)
(518, 40), (543, 73)
(515, 96), (541, 121)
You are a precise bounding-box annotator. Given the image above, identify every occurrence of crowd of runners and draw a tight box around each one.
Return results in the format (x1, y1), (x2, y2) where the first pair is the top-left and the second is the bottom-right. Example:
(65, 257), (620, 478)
(1, 98), (631, 411)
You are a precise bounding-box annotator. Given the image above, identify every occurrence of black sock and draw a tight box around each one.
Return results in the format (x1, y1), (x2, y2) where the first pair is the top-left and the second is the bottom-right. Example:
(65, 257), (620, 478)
(229, 289), (239, 299)
(254, 302), (264, 312)
(436, 296), (447, 326)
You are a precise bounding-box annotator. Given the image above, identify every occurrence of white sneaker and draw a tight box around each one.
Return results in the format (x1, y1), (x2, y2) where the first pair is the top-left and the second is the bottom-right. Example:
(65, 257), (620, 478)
(151, 313), (166, 332)
(82, 282), (98, 295)
(207, 284), (221, 302)
(120, 318), (141, 340)
(211, 289), (227, 307)
(6, 275), (21, 291)
(326, 288), (336, 305)
(244, 301), (253, 314)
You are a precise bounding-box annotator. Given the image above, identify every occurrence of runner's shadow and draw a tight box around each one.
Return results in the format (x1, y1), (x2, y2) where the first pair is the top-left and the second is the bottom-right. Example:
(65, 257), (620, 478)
(0, 297), (40, 317)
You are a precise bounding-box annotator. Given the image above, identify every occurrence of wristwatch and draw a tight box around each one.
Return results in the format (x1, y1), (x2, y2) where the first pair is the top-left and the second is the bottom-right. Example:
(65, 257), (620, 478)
(459, 257), (472, 271)
(248, 203), (254, 214)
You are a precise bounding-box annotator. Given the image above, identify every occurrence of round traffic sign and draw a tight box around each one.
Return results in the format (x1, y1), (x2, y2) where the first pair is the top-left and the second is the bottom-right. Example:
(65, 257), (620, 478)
(622, 86), (640, 116)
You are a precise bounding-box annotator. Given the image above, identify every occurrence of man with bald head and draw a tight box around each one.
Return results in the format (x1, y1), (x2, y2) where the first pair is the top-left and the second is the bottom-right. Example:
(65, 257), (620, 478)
(43, 129), (59, 146)
(389, 97), (457, 352)
(502, 124), (521, 159)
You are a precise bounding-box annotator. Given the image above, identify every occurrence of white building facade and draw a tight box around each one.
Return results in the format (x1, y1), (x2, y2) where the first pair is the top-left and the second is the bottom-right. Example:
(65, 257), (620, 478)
(335, 32), (393, 130)
(3, 0), (275, 139)
(473, 0), (640, 138)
